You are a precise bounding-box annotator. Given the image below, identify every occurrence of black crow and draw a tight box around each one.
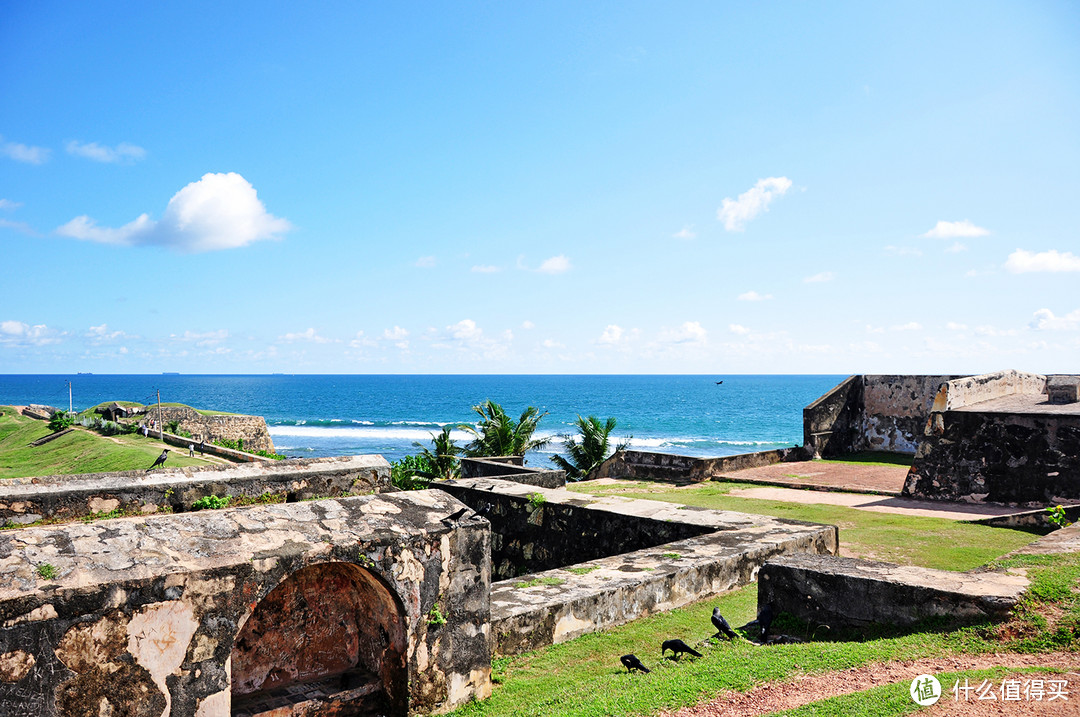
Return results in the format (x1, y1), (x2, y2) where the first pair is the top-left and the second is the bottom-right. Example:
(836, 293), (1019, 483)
(620, 654), (650, 673)
(148, 449), (168, 471)
(661, 639), (702, 658)
(739, 603), (775, 640)
(711, 607), (738, 640)
(442, 507), (469, 525)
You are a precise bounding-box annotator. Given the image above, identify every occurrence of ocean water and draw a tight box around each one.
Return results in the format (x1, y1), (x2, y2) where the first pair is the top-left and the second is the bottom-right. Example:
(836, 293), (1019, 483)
(0, 375), (843, 467)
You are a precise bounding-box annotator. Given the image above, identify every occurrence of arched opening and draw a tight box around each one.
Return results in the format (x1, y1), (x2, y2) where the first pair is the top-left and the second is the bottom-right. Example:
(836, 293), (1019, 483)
(231, 562), (408, 716)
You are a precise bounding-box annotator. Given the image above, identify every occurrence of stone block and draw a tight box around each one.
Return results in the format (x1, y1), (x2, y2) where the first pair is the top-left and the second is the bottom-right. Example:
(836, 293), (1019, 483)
(758, 553), (1027, 631)
(1048, 376), (1080, 405)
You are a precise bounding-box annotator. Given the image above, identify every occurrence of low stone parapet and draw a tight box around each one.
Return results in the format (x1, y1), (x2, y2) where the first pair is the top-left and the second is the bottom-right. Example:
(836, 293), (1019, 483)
(0, 455), (391, 525)
(757, 553), (1027, 631)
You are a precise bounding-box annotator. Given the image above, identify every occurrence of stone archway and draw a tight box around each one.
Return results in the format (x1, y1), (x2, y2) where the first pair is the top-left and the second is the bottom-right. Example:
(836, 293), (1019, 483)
(230, 562), (408, 716)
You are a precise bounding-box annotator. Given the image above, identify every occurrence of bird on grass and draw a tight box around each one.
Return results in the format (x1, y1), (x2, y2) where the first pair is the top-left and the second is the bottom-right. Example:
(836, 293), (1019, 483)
(147, 449), (169, 471)
(441, 507), (469, 525)
(661, 639), (702, 659)
(739, 603), (775, 641)
(711, 607), (739, 640)
(620, 654), (650, 673)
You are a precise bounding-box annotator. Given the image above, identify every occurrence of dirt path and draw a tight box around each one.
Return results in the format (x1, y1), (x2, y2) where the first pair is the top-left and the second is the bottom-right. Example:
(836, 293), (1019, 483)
(664, 652), (1080, 716)
(725, 486), (1020, 521)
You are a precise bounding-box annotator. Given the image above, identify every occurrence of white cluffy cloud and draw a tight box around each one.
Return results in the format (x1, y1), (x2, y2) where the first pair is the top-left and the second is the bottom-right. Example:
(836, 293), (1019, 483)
(0, 199), (22, 211)
(804, 271), (834, 283)
(717, 177), (792, 231)
(922, 220), (989, 239)
(737, 290), (772, 301)
(1005, 249), (1080, 273)
(0, 135), (49, 164)
(471, 265), (501, 273)
(672, 225), (696, 239)
(1030, 308), (1080, 331)
(0, 320), (60, 345)
(598, 325), (625, 345)
(56, 172), (291, 252)
(279, 328), (332, 343)
(661, 321), (707, 344)
(65, 140), (146, 164)
(537, 255), (571, 274)
(728, 324), (751, 335)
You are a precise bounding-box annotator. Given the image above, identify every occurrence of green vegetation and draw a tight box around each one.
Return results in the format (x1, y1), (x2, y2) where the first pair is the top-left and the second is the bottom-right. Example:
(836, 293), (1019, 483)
(571, 480), (1033, 570)
(391, 454), (435, 490)
(191, 495), (230, 511)
(1047, 504), (1073, 528)
(816, 451), (914, 468)
(0, 407), (213, 479)
(515, 576), (566, 589)
(552, 415), (630, 481)
(427, 604), (448, 626)
(453, 549), (1079, 717)
(47, 410), (75, 432)
(527, 492), (546, 508)
(412, 426), (463, 480)
(36, 563), (58, 580)
(462, 400), (549, 457)
(565, 565), (600, 575)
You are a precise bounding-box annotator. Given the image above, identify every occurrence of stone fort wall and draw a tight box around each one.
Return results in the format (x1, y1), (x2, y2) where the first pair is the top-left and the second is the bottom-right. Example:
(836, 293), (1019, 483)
(145, 406), (275, 453)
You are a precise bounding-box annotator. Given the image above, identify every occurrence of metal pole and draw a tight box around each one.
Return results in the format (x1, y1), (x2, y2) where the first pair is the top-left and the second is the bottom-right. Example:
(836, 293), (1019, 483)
(157, 390), (163, 440)
(68, 380), (72, 413)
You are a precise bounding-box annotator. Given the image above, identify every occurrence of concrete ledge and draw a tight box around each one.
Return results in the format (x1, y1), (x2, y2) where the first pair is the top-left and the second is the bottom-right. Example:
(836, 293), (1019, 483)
(460, 457), (566, 488)
(0, 455), (391, 525)
(597, 448), (806, 484)
(758, 553), (1027, 630)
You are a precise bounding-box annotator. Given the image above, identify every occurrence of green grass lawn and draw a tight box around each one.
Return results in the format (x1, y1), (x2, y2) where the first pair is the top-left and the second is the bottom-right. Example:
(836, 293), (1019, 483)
(0, 406), (219, 479)
(452, 548), (1080, 717)
(569, 480), (1035, 571)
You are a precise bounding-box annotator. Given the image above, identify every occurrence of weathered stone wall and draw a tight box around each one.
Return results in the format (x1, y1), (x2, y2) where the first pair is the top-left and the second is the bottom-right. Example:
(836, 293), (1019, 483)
(803, 375), (961, 457)
(0, 455), (392, 526)
(145, 407), (276, 454)
(596, 448), (806, 483)
(460, 457), (566, 488)
(758, 553), (1026, 631)
(931, 370), (1047, 412)
(904, 410), (1080, 505)
(0, 491), (491, 715)
(440, 480), (712, 579)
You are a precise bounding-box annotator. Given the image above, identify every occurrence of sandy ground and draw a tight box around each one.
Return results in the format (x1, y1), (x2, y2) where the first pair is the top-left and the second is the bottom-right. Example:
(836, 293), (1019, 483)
(664, 652), (1080, 716)
(715, 460), (911, 495)
(724, 486), (1020, 521)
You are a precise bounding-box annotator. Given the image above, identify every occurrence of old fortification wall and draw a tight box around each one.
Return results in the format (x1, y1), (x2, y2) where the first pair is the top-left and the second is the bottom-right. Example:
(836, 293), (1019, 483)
(904, 371), (1080, 505)
(804, 375), (963, 457)
(0, 455), (391, 525)
(596, 447), (806, 483)
(145, 406), (275, 453)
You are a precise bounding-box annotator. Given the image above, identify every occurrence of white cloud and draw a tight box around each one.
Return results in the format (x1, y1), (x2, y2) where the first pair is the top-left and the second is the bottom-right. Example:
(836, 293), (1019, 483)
(891, 322), (922, 331)
(1005, 249), (1080, 273)
(537, 255), (571, 274)
(974, 325), (1017, 337)
(804, 271), (834, 283)
(415, 256), (436, 268)
(662, 321), (707, 344)
(945, 322), (968, 331)
(56, 172), (291, 252)
(1030, 308), (1080, 331)
(0, 218), (36, 235)
(65, 140), (146, 164)
(0, 136), (49, 164)
(0, 320), (61, 345)
(728, 324), (751, 335)
(716, 176), (792, 231)
(737, 290), (773, 301)
(672, 225), (696, 239)
(945, 242), (967, 254)
(865, 325), (885, 334)
(349, 331), (376, 348)
(87, 324), (129, 342)
(0, 199), (21, 211)
(922, 220), (989, 239)
(171, 329), (229, 347)
(471, 265), (501, 273)
(449, 319), (483, 342)
(383, 326), (410, 349)
(542, 339), (564, 349)
(279, 328), (332, 343)
(521, 320), (535, 330)
(442, 319), (512, 359)
(598, 325), (625, 345)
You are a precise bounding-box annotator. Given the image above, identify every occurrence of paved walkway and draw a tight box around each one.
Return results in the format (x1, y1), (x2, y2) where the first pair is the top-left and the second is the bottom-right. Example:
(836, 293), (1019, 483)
(714, 460), (909, 496)
(724, 486), (1021, 521)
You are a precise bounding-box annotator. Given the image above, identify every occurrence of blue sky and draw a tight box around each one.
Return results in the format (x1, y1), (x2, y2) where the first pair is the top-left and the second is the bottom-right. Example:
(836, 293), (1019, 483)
(2, 1), (1078, 374)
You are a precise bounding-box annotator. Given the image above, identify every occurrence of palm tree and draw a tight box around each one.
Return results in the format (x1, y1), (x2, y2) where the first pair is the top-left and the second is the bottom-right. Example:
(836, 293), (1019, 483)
(461, 400), (550, 458)
(552, 415), (630, 481)
(412, 425), (463, 480)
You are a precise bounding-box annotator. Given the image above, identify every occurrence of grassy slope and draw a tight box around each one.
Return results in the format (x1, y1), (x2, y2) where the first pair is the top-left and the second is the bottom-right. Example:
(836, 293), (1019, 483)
(0, 406), (217, 478)
(453, 530), (1078, 717)
(570, 481), (1034, 571)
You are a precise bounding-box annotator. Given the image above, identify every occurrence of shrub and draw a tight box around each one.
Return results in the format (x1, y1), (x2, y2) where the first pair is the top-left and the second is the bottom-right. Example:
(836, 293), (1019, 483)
(391, 454), (435, 490)
(191, 495), (230, 511)
(48, 410), (75, 432)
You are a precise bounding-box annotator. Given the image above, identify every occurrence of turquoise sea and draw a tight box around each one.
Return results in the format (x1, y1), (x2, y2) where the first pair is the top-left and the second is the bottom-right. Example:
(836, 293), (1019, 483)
(0, 375), (843, 467)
